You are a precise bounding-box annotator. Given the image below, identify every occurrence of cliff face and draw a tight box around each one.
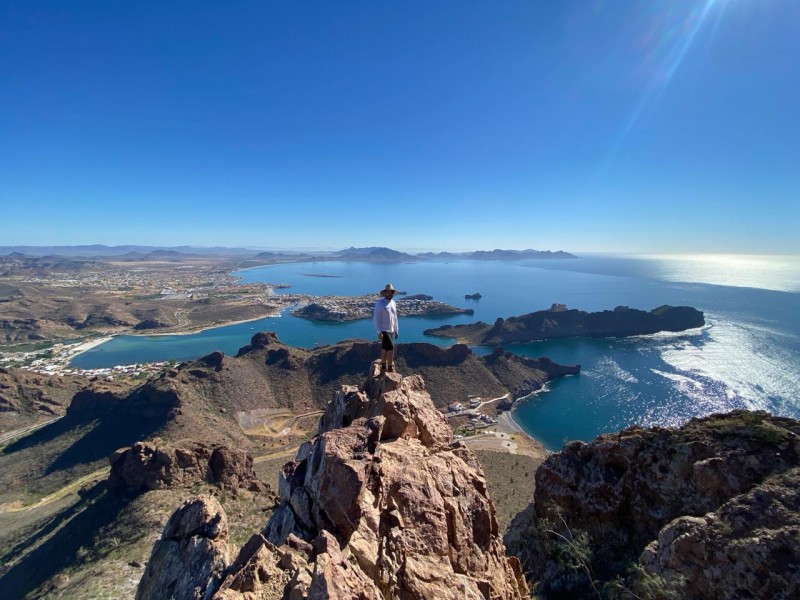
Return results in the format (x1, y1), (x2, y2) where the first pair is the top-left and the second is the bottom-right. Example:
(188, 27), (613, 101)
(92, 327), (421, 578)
(505, 410), (800, 599)
(109, 441), (272, 497)
(138, 364), (529, 600)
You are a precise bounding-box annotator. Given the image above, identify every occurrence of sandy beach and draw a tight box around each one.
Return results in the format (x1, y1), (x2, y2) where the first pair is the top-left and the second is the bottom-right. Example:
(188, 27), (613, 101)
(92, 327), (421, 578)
(129, 311), (283, 338)
(66, 336), (115, 356)
(496, 410), (526, 435)
(459, 409), (548, 459)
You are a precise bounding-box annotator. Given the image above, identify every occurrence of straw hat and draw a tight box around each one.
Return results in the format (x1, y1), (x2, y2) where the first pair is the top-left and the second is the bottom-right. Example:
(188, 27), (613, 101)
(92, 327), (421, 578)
(380, 283), (396, 296)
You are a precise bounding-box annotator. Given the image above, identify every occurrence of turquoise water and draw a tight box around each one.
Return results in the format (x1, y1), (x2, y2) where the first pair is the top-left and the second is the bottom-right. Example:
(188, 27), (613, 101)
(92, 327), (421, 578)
(71, 255), (800, 450)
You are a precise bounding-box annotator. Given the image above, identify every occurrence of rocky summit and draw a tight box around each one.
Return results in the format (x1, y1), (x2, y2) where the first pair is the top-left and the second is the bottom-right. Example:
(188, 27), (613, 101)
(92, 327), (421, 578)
(138, 363), (529, 600)
(504, 410), (800, 599)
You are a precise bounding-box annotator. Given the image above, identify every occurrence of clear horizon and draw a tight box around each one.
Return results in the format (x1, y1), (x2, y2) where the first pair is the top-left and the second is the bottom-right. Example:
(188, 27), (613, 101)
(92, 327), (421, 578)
(2, 1), (799, 254)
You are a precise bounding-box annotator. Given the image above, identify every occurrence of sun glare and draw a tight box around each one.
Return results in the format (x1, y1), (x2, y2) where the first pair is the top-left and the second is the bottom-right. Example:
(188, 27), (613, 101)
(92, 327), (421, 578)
(604, 0), (728, 167)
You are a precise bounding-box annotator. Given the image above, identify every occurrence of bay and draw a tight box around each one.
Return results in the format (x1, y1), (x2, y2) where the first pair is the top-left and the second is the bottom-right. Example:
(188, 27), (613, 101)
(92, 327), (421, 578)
(70, 255), (800, 450)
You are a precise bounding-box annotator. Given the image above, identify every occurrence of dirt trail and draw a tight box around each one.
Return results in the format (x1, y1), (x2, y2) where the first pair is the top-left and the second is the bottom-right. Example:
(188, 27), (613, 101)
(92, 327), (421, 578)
(0, 466), (111, 514)
(0, 416), (63, 446)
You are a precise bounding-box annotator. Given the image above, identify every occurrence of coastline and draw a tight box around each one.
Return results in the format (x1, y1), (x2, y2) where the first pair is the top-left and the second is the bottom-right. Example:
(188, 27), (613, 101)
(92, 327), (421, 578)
(129, 311), (283, 338)
(66, 312), (284, 362)
(496, 410), (526, 436)
(496, 406), (550, 459)
(66, 336), (115, 357)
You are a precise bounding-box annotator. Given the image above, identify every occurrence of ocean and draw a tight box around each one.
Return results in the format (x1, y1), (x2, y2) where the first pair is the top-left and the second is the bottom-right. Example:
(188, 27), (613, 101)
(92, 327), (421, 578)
(70, 254), (800, 450)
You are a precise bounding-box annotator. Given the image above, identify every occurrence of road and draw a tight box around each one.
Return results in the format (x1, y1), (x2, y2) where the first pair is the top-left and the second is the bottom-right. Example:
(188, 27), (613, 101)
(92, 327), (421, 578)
(0, 416), (63, 446)
(0, 466), (111, 514)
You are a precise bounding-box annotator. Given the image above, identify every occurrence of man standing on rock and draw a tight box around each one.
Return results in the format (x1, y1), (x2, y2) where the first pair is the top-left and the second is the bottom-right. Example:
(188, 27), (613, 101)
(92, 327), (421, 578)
(373, 283), (399, 372)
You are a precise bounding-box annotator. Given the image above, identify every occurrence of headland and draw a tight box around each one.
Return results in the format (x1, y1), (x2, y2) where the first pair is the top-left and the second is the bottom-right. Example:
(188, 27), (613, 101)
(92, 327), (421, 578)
(425, 303), (705, 345)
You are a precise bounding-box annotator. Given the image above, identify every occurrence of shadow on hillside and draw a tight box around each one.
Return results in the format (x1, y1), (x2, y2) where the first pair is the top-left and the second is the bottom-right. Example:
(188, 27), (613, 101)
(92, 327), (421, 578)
(0, 482), (130, 598)
(45, 410), (170, 475)
(1, 416), (80, 456)
(312, 342), (378, 386)
(2, 406), (170, 477)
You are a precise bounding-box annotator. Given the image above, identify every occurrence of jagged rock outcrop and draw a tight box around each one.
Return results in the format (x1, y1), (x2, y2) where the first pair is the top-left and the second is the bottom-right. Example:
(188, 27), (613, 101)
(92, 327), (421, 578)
(251, 363), (528, 599)
(140, 366), (529, 599)
(639, 466), (800, 599)
(109, 441), (270, 496)
(68, 380), (181, 419)
(136, 495), (232, 600)
(425, 304), (705, 346)
(505, 410), (800, 599)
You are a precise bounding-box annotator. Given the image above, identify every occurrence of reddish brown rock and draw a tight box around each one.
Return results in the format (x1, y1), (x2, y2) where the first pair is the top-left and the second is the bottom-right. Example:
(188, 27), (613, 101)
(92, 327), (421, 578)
(141, 365), (528, 599)
(505, 410), (800, 598)
(637, 466), (800, 600)
(252, 362), (528, 600)
(109, 441), (269, 496)
(214, 534), (289, 600)
(136, 495), (232, 600)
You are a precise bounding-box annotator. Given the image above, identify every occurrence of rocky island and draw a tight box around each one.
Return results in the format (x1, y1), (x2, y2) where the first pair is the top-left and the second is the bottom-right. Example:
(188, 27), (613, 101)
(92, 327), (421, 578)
(425, 303), (705, 345)
(291, 294), (473, 322)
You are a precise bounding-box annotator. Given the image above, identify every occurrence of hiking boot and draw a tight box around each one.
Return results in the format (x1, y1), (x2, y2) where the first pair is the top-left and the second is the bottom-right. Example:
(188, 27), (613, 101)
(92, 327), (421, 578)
(387, 365), (396, 373)
(380, 363), (387, 372)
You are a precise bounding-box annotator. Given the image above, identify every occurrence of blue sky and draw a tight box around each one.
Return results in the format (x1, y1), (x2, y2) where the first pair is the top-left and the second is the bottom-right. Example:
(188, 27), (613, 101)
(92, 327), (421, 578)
(1, 0), (798, 253)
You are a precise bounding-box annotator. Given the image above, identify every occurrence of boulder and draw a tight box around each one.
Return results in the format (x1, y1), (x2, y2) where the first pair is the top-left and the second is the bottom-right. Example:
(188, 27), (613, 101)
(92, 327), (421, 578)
(109, 441), (269, 496)
(136, 496), (232, 600)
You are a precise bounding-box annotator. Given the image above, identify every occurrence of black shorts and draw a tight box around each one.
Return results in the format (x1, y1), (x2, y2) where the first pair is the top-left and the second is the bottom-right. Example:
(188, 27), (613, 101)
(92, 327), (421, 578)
(380, 331), (395, 351)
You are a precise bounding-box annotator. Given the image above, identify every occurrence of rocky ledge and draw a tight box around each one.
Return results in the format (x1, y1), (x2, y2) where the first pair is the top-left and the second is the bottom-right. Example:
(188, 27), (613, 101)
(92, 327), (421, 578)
(425, 304), (705, 345)
(137, 365), (529, 600)
(109, 440), (271, 497)
(504, 410), (800, 599)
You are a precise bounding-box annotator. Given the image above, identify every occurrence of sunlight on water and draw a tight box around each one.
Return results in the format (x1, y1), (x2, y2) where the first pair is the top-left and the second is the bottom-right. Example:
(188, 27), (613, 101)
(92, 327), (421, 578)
(659, 317), (800, 418)
(595, 356), (639, 384)
(634, 254), (800, 292)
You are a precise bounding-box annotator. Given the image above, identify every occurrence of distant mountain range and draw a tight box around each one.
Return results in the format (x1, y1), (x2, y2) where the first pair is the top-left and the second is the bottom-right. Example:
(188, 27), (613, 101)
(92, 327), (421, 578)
(0, 245), (256, 258)
(0, 245), (577, 262)
(330, 246), (418, 261)
(416, 249), (576, 260)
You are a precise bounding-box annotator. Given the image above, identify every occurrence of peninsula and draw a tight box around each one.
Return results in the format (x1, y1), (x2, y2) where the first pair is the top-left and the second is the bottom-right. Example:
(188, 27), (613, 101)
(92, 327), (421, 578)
(425, 303), (705, 345)
(291, 294), (473, 322)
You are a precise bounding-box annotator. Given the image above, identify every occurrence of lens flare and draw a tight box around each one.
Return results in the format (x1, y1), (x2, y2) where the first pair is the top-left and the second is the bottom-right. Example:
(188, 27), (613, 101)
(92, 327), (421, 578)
(605, 0), (729, 166)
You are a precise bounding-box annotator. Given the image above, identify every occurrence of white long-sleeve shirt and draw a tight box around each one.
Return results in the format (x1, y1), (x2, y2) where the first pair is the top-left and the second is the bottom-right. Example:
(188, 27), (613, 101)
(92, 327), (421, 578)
(373, 297), (398, 334)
